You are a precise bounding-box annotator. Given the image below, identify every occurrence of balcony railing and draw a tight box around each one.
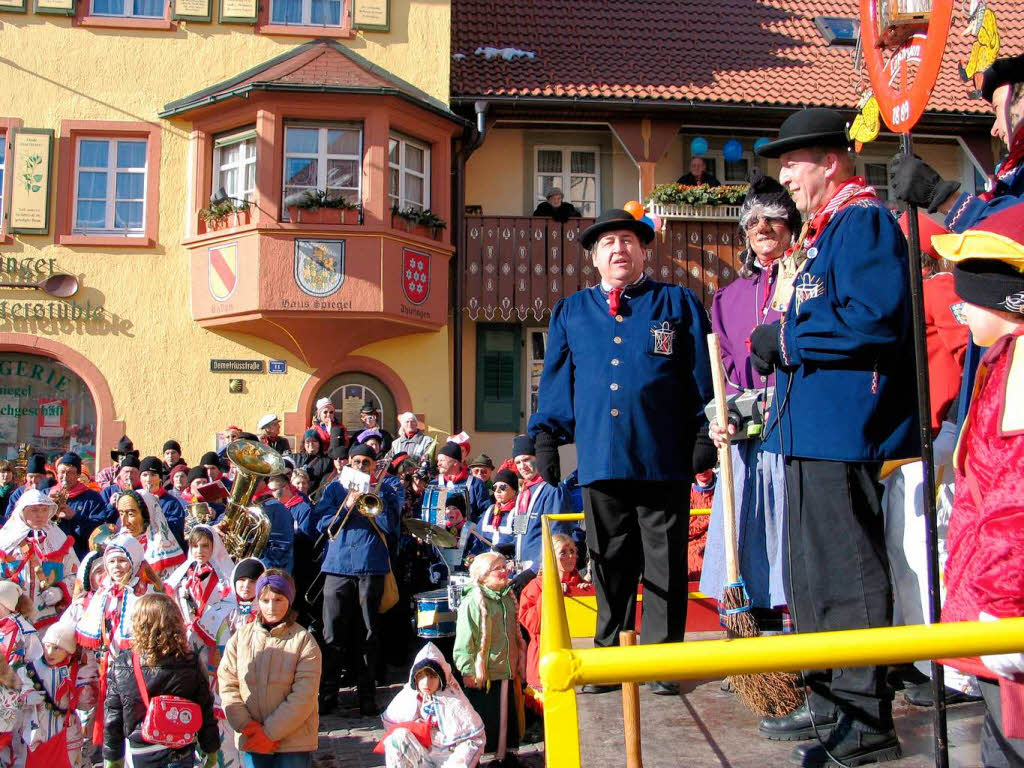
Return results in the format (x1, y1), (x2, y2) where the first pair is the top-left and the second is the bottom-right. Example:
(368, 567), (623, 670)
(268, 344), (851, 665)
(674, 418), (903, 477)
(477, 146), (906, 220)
(462, 215), (744, 320)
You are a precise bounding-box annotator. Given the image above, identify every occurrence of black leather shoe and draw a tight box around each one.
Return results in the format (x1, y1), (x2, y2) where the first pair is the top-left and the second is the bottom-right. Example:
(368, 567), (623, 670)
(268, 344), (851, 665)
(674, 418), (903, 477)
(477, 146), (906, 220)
(790, 715), (901, 766)
(580, 683), (621, 694)
(648, 680), (680, 696)
(759, 700), (838, 741)
(318, 692), (338, 714)
(904, 682), (984, 708)
(359, 697), (381, 716)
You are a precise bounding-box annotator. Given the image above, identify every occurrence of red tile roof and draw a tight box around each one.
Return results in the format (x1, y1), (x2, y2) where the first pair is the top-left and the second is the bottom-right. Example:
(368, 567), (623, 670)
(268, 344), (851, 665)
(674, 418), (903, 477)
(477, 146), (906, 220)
(451, 0), (1024, 115)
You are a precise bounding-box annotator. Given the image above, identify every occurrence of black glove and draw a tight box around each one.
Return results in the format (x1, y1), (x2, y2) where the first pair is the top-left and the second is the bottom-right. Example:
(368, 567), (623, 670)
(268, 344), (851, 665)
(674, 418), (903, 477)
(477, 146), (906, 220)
(749, 323), (782, 375)
(889, 153), (961, 213)
(692, 425), (718, 475)
(534, 431), (562, 487)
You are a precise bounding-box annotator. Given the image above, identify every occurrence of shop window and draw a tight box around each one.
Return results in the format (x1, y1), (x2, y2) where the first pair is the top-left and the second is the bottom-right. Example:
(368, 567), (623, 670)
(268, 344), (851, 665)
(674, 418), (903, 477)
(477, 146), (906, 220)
(270, 0), (340, 25)
(476, 324), (521, 432)
(73, 137), (147, 235)
(315, 372), (397, 437)
(213, 129), (256, 203)
(535, 146), (599, 217)
(282, 123), (361, 218)
(389, 134), (430, 212)
(58, 120), (161, 247)
(91, 0), (163, 16)
(0, 354), (98, 476)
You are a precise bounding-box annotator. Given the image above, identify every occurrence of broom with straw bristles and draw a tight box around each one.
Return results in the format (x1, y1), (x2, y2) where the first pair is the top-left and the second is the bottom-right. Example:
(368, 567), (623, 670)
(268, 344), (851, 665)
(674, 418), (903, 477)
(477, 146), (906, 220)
(707, 332), (801, 718)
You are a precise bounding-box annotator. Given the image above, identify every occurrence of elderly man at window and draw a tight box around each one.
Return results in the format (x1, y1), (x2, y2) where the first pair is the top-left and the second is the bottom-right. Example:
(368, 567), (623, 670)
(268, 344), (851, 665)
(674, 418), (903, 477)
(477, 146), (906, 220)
(677, 156), (721, 187)
(533, 187), (582, 222)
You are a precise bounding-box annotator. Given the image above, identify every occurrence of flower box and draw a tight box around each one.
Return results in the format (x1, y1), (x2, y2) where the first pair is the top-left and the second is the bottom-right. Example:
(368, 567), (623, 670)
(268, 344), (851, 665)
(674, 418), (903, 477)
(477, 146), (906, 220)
(391, 214), (442, 240)
(287, 207), (359, 225)
(647, 202), (744, 221)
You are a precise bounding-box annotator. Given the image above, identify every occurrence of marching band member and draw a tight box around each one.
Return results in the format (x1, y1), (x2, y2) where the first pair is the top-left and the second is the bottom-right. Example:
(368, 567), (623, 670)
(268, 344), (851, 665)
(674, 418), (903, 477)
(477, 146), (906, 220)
(100, 455), (142, 512)
(432, 443), (490, 524)
(51, 453), (109, 559)
(94, 437), (138, 491)
(509, 434), (576, 573)
(529, 207), (714, 697)
(0, 490), (79, 630)
(3, 454), (49, 524)
(474, 468), (518, 554)
(751, 108), (918, 764)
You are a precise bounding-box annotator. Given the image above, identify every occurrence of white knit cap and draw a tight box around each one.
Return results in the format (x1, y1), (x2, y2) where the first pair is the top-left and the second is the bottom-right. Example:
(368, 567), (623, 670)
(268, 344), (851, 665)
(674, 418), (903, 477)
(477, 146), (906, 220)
(43, 621), (77, 654)
(257, 413), (279, 430)
(0, 582), (21, 613)
(398, 411), (417, 424)
(315, 397), (333, 411)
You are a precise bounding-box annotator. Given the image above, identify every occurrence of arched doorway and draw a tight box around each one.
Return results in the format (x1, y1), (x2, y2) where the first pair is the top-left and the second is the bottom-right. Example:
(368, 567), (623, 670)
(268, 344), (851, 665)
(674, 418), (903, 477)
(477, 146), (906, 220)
(314, 372), (397, 438)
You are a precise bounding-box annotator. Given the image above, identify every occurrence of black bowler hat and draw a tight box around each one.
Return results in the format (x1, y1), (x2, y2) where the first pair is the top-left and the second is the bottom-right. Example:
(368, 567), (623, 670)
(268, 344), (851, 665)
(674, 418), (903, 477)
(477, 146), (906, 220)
(512, 434), (535, 459)
(580, 209), (655, 250)
(982, 54), (1024, 103)
(755, 108), (850, 159)
(110, 435), (138, 462)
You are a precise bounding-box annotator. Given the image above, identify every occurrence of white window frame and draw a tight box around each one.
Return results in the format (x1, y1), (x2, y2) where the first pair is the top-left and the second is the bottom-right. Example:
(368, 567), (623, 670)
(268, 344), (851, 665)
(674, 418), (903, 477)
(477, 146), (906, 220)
(857, 156), (893, 206)
(213, 129), (257, 203)
(703, 151), (755, 184)
(90, 0), (164, 18)
(534, 145), (600, 217)
(525, 327), (547, 417)
(388, 134), (431, 212)
(282, 122), (362, 217)
(72, 137), (148, 236)
(269, 0), (342, 26)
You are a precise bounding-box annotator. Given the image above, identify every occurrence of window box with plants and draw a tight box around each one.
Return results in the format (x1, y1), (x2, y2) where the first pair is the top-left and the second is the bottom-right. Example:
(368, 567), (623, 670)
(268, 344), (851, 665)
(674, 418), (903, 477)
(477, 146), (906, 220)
(390, 206), (446, 240)
(284, 190), (362, 225)
(645, 183), (749, 221)
(198, 198), (251, 234)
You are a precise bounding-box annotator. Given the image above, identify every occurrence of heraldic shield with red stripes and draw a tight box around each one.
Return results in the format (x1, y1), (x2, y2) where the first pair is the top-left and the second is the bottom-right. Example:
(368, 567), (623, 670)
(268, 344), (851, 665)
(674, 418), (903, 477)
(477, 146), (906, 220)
(403, 247), (430, 305)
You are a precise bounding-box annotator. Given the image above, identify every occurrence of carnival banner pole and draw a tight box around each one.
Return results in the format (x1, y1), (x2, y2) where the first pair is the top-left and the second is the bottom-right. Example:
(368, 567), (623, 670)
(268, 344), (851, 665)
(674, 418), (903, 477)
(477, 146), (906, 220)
(858, 2), (955, 765)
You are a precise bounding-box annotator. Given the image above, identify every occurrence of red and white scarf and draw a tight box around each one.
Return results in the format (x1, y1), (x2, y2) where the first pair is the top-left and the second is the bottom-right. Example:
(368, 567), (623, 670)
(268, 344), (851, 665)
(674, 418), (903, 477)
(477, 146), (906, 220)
(790, 176), (878, 256)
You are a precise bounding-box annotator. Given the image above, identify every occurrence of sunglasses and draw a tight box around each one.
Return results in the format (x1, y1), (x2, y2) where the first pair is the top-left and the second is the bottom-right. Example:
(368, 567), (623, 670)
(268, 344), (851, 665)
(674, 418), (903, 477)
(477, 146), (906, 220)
(350, 458), (373, 469)
(492, 483), (512, 492)
(744, 215), (788, 231)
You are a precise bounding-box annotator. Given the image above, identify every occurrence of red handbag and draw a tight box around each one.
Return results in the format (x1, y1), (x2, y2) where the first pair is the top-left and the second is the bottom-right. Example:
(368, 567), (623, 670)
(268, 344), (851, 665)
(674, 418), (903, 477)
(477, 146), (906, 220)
(131, 652), (202, 749)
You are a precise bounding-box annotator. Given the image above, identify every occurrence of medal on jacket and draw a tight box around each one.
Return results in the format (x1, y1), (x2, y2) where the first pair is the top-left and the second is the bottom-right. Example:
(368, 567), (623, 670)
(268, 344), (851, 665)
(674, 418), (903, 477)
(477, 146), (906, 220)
(650, 321), (675, 355)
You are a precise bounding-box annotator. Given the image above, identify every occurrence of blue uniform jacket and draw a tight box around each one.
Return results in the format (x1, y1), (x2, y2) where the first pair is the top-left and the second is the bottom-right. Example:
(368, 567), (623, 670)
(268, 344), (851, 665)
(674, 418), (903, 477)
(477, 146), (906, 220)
(259, 498), (296, 573)
(156, 492), (187, 549)
(945, 165), (1024, 233)
(287, 496), (317, 544)
(61, 488), (112, 557)
(764, 200), (920, 461)
(513, 479), (578, 570)
(529, 278), (714, 485)
(314, 477), (401, 576)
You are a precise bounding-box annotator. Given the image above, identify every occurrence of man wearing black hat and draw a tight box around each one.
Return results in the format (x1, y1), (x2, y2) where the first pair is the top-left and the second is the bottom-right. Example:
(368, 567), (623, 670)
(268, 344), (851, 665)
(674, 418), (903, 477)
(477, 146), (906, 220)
(314, 442), (402, 715)
(746, 107), (918, 765)
(347, 402), (394, 455)
(161, 440), (183, 480)
(200, 450), (232, 492)
(52, 452), (110, 558)
(508, 434), (576, 572)
(101, 454), (142, 512)
(474, 467), (519, 554)
(95, 435), (139, 490)
(140, 455), (187, 547)
(891, 54), (1024, 232)
(529, 205), (715, 697)
(432, 441), (490, 523)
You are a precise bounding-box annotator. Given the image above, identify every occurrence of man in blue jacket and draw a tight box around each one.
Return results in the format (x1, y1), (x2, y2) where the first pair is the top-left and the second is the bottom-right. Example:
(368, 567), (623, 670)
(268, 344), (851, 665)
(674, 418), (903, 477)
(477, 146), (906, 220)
(529, 207), (715, 697)
(52, 452), (111, 557)
(509, 433), (576, 571)
(315, 442), (401, 716)
(750, 108), (918, 766)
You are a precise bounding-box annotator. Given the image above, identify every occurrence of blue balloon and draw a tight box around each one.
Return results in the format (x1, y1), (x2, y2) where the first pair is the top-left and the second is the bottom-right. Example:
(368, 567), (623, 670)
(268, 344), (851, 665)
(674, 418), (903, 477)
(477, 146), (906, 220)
(639, 216), (655, 229)
(690, 137), (708, 157)
(723, 139), (744, 163)
(754, 137), (772, 153)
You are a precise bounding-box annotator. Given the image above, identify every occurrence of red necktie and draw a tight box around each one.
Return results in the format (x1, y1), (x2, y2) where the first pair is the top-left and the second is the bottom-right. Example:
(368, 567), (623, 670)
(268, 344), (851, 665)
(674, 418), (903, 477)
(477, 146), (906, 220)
(608, 287), (622, 317)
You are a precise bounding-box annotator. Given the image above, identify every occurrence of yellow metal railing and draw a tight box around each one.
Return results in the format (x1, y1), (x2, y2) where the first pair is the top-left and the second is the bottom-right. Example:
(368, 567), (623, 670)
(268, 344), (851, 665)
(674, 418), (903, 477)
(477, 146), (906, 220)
(537, 514), (1024, 768)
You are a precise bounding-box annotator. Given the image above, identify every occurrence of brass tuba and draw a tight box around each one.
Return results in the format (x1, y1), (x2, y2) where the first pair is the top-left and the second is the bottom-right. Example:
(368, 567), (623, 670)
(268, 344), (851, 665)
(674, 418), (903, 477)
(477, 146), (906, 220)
(220, 440), (286, 559)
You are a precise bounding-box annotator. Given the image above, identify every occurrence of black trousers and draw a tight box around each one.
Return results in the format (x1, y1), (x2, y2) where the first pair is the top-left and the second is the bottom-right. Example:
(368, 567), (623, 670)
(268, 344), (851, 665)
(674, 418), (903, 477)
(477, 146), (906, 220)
(583, 480), (689, 648)
(980, 678), (1024, 768)
(321, 573), (384, 697)
(784, 458), (894, 730)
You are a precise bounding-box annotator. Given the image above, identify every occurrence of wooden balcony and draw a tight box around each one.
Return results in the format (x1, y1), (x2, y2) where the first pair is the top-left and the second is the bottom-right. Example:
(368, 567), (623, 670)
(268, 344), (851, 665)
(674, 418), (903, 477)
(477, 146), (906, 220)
(462, 215), (744, 320)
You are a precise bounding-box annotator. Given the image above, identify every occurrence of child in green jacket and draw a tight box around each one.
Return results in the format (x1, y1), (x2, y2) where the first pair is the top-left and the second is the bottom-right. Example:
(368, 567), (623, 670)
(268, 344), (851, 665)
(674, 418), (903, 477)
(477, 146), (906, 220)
(453, 552), (522, 767)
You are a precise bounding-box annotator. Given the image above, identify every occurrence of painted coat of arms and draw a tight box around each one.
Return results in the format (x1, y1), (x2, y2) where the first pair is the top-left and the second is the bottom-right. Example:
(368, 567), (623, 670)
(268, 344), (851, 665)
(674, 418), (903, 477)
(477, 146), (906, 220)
(403, 247), (430, 305)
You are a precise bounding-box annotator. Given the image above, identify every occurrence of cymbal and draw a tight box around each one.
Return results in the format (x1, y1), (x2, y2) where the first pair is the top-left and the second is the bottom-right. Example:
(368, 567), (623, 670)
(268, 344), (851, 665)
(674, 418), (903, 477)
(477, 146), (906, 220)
(403, 518), (458, 548)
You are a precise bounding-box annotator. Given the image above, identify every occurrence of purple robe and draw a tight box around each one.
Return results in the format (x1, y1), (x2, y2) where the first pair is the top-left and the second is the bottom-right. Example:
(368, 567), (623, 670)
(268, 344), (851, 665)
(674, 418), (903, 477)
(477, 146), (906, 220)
(710, 262), (782, 393)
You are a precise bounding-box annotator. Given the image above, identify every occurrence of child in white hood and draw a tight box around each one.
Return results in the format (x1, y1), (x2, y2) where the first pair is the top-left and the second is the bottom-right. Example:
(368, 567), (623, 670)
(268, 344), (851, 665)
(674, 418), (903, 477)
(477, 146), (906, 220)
(378, 642), (485, 767)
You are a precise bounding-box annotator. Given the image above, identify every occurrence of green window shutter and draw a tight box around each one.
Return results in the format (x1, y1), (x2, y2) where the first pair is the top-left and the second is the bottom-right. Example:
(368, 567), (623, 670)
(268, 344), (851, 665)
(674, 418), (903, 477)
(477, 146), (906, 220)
(475, 324), (521, 432)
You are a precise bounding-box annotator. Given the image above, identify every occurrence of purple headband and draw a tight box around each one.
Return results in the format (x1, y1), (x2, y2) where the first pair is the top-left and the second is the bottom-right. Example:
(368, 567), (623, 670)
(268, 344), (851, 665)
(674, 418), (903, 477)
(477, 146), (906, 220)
(255, 572), (295, 606)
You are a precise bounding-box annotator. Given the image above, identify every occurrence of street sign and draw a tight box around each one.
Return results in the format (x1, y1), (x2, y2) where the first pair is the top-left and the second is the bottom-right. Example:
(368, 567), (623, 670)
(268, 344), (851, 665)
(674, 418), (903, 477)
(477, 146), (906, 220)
(210, 359), (263, 373)
(269, 360), (287, 374)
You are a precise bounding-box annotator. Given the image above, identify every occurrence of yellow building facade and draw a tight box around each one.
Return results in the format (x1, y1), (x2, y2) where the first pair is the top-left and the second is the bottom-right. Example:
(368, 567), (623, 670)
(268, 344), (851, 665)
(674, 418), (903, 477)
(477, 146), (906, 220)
(0, 0), (461, 472)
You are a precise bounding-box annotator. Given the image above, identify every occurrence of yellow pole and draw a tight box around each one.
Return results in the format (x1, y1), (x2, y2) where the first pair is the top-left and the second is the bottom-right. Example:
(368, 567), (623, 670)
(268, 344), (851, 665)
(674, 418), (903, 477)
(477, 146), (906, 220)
(539, 515), (580, 768)
(556, 618), (1024, 687)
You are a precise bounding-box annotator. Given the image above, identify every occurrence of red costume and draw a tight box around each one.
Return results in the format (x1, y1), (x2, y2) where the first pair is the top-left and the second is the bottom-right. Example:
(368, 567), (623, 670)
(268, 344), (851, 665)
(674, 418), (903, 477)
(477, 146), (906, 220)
(922, 272), (970, 434)
(518, 569), (583, 693)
